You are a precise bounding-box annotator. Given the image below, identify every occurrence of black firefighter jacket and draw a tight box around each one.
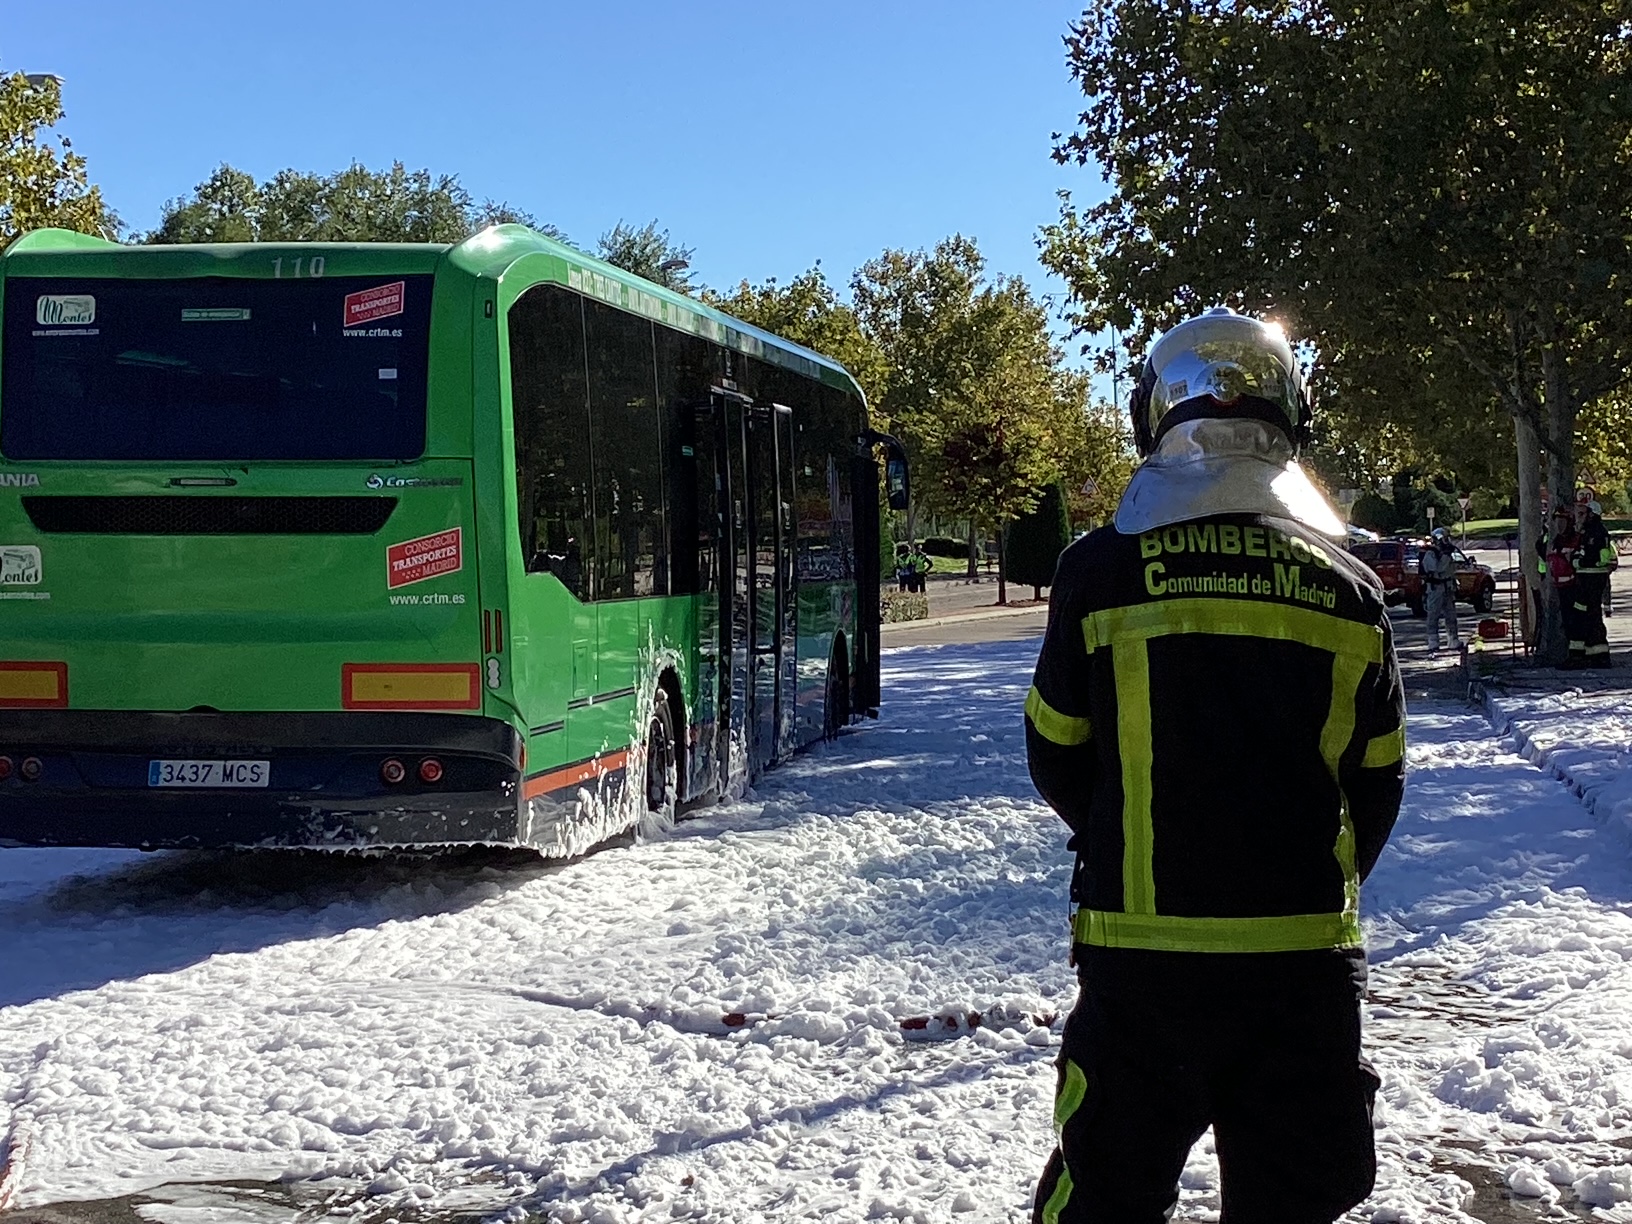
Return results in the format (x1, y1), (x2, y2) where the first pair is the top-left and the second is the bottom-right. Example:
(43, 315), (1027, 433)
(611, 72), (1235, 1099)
(1026, 513), (1406, 954)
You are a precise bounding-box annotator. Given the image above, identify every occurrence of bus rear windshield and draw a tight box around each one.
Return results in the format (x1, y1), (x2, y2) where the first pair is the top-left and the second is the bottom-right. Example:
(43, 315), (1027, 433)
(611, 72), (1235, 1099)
(0, 274), (434, 461)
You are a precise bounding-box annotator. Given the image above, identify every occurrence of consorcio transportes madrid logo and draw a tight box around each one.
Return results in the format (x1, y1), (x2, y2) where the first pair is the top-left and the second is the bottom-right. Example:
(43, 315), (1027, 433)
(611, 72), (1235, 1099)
(386, 528), (462, 589)
(344, 281), (406, 328)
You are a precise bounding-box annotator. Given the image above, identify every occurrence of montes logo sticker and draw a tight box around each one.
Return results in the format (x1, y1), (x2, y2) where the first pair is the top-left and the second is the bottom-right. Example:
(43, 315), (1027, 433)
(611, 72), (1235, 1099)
(0, 546), (42, 586)
(386, 528), (462, 589)
(36, 295), (96, 326)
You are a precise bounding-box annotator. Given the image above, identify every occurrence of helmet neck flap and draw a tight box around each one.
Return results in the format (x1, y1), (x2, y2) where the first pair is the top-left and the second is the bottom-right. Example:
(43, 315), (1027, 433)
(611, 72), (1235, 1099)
(1113, 417), (1345, 537)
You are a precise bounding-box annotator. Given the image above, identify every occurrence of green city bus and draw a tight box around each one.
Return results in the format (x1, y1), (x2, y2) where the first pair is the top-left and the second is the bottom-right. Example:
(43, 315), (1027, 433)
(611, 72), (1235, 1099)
(0, 225), (902, 854)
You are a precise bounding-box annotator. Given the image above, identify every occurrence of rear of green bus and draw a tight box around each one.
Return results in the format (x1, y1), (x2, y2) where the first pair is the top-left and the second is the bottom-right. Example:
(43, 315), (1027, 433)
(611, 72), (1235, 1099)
(0, 232), (524, 849)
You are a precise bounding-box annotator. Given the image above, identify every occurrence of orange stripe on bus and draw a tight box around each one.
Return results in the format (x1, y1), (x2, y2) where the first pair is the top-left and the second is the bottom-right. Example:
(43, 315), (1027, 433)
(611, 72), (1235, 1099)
(0, 662), (68, 708)
(522, 749), (630, 800)
(342, 663), (480, 711)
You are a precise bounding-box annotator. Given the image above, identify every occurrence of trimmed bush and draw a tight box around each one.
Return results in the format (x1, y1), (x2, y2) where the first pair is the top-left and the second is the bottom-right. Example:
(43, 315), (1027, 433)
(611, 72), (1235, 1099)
(881, 591), (929, 622)
(1007, 482), (1071, 597)
(921, 535), (974, 559)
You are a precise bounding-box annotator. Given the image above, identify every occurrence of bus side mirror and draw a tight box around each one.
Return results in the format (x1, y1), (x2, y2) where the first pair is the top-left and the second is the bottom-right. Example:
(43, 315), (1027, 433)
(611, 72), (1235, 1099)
(861, 429), (911, 512)
(885, 456), (909, 511)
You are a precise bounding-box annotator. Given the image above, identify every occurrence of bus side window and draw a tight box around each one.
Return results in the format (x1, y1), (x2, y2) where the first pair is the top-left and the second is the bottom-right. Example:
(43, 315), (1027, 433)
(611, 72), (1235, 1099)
(656, 328), (722, 597)
(585, 299), (665, 600)
(509, 286), (593, 600)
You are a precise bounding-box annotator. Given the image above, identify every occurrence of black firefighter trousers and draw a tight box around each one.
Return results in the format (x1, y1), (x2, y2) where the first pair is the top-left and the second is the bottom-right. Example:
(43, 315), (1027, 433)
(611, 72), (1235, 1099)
(1032, 946), (1379, 1224)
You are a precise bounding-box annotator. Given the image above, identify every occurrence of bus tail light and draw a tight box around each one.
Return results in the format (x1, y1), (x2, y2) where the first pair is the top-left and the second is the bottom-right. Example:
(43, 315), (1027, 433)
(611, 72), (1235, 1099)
(380, 758), (407, 785)
(0, 756), (12, 781)
(0, 662), (68, 709)
(19, 757), (43, 782)
(418, 758), (444, 784)
(342, 664), (481, 711)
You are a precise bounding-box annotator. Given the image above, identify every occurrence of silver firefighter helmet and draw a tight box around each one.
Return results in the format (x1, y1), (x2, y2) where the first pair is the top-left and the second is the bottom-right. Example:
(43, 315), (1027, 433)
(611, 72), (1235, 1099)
(1115, 307), (1343, 538)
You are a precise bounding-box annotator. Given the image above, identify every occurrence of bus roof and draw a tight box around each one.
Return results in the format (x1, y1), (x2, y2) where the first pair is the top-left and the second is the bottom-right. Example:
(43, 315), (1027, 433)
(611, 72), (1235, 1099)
(3, 226), (867, 400)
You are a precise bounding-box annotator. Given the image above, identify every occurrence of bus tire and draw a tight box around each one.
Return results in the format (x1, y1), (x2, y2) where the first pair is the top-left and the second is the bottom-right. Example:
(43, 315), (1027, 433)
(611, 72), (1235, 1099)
(645, 690), (678, 827)
(824, 639), (850, 741)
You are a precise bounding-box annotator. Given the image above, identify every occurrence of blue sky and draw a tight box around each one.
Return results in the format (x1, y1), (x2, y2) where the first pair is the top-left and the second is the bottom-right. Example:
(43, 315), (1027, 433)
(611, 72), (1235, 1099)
(4, 0), (1106, 312)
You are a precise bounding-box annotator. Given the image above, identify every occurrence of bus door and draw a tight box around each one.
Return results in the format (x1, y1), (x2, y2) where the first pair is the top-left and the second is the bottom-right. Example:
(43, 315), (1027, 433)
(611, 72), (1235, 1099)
(688, 397), (726, 798)
(745, 402), (792, 777)
(720, 394), (753, 787)
(772, 405), (797, 758)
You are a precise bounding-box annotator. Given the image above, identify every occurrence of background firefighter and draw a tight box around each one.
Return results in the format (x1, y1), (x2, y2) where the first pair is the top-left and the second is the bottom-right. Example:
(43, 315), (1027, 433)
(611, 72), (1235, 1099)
(1573, 499), (1615, 668)
(1548, 507), (1585, 669)
(1024, 308), (1405, 1223)
(1420, 528), (1460, 656)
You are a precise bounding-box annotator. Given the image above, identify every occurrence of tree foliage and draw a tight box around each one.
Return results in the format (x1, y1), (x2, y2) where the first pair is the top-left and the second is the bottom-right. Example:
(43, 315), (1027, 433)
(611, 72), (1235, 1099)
(148, 161), (558, 245)
(1041, 0), (1632, 658)
(0, 71), (116, 249)
(851, 239), (1058, 524)
(1047, 371), (1137, 526)
(596, 220), (697, 294)
(703, 265), (887, 407)
(713, 244), (1134, 592)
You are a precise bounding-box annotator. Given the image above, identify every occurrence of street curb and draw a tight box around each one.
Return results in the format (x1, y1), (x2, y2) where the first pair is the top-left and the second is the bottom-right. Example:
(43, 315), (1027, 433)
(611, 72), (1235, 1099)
(1472, 680), (1599, 815)
(881, 604), (1049, 634)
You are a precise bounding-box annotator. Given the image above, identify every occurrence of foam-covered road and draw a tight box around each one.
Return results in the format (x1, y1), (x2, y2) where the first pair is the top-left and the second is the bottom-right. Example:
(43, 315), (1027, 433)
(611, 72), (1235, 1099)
(4, 641), (1632, 1222)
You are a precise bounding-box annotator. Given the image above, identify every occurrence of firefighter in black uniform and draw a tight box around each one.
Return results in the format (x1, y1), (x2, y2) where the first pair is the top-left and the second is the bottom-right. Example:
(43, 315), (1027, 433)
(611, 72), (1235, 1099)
(1573, 499), (1615, 667)
(1026, 308), (1405, 1223)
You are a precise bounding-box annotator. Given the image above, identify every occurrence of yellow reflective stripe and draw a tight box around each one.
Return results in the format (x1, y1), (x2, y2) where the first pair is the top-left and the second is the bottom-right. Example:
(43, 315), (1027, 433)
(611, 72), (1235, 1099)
(1025, 686), (1093, 746)
(1074, 908), (1363, 952)
(1043, 1061), (1089, 1221)
(1083, 598), (1383, 664)
(1323, 654), (1367, 921)
(1054, 1059), (1088, 1135)
(1113, 640), (1157, 914)
(1361, 725), (1405, 769)
(1041, 1168), (1075, 1224)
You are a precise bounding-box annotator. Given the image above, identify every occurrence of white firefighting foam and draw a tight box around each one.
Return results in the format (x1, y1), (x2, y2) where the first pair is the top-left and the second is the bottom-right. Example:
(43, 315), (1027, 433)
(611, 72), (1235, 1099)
(2, 641), (1632, 1220)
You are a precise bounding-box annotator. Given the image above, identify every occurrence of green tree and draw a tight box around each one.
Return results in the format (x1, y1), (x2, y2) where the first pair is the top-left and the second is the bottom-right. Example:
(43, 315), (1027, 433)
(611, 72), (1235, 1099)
(852, 238), (1065, 588)
(149, 161), (563, 245)
(914, 345), (1061, 604)
(0, 70), (116, 249)
(1041, 0), (1632, 660)
(1006, 480), (1072, 599)
(1046, 371), (1137, 528)
(703, 265), (886, 407)
(597, 220), (696, 293)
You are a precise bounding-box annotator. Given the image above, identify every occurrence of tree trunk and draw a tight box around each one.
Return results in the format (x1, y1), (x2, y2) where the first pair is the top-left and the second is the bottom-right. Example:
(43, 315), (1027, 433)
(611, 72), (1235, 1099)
(1515, 411), (1545, 651)
(1033, 585), (1042, 601)
(1536, 310), (1578, 666)
(996, 528), (1008, 606)
(966, 525), (978, 581)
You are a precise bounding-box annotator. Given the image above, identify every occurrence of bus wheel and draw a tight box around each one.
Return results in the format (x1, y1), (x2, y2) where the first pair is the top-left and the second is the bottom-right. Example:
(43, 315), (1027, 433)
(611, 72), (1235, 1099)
(645, 693), (678, 825)
(823, 642), (850, 741)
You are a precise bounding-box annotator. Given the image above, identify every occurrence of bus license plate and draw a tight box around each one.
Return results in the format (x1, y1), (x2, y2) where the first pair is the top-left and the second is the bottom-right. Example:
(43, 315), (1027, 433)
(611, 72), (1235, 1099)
(148, 759), (270, 788)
